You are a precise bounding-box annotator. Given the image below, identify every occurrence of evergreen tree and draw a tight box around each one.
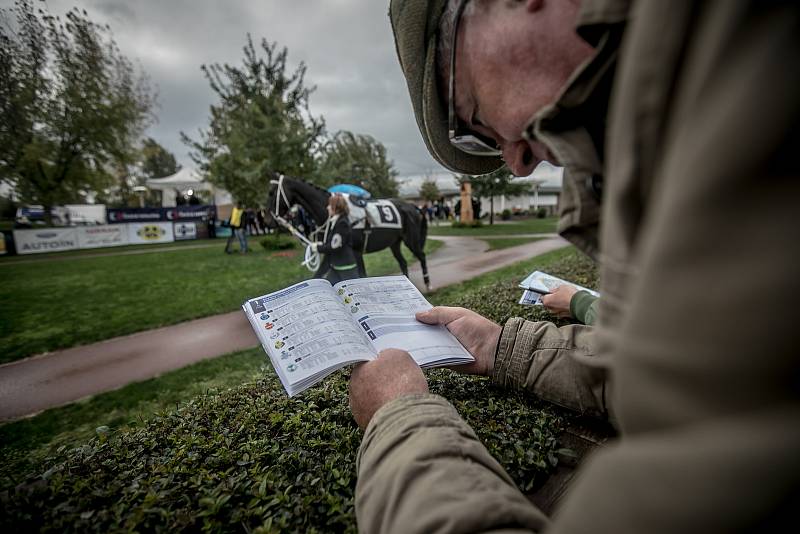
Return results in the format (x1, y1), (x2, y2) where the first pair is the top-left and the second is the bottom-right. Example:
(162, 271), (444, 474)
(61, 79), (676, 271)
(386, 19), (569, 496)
(183, 35), (324, 206)
(316, 131), (399, 197)
(419, 178), (441, 204)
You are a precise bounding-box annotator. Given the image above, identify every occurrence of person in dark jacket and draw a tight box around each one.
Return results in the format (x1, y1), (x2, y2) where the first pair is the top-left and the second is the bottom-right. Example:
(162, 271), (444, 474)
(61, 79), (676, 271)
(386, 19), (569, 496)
(312, 195), (359, 283)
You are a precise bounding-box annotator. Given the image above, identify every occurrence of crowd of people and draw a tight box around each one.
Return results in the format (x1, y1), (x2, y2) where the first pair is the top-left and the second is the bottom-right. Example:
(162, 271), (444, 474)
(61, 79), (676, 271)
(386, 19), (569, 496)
(223, 203), (273, 254)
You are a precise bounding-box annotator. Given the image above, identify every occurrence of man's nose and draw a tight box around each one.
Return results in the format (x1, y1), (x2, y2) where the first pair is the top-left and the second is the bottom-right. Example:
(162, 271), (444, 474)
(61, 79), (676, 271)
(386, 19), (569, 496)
(501, 140), (538, 177)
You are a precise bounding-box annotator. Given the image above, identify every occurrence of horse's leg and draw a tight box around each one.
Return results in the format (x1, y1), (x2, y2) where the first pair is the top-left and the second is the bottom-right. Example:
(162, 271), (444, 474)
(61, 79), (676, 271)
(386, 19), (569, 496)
(390, 240), (408, 277)
(355, 252), (367, 278)
(402, 227), (432, 292)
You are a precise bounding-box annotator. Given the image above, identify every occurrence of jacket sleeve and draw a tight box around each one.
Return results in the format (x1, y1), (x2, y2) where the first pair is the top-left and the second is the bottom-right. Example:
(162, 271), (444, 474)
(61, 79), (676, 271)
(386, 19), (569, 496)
(491, 318), (609, 418)
(569, 291), (599, 325)
(356, 393), (549, 534)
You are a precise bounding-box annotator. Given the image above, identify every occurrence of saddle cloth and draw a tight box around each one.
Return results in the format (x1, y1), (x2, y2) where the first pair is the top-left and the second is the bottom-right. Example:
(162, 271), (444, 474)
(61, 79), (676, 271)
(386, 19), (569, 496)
(343, 196), (402, 230)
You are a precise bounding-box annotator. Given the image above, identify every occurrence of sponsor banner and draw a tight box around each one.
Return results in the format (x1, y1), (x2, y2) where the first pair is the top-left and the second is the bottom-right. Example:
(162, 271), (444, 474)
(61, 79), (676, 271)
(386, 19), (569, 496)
(76, 225), (129, 249)
(13, 228), (79, 255)
(173, 221), (197, 240)
(107, 205), (216, 224)
(107, 207), (165, 223)
(127, 222), (174, 245)
(174, 205), (216, 221)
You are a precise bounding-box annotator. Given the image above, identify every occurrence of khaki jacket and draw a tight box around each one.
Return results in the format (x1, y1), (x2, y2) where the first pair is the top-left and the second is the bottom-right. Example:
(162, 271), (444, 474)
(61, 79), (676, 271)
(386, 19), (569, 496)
(357, 1), (800, 532)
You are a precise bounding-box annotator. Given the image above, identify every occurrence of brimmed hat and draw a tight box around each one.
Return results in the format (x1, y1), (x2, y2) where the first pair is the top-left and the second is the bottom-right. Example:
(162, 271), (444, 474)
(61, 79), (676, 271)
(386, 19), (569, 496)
(389, 0), (503, 175)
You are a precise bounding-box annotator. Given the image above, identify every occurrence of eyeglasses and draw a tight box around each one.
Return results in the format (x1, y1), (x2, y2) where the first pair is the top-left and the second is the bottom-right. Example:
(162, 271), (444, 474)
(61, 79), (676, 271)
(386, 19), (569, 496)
(448, 0), (502, 157)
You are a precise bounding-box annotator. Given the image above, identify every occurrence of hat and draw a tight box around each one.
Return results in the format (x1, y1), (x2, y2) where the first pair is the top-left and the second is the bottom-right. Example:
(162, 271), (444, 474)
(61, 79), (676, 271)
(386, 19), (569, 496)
(389, 0), (503, 175)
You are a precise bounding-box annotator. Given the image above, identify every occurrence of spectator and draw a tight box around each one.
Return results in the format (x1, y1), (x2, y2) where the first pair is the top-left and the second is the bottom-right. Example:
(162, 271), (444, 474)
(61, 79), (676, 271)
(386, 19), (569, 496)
(224, 201), (247, 254)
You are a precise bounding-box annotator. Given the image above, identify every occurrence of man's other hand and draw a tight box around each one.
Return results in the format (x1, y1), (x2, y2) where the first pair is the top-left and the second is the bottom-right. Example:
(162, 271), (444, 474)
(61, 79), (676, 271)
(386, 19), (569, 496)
(349, 349), (428, 430)
(541, 285), (578, 318)
(415, 307), (501, 377)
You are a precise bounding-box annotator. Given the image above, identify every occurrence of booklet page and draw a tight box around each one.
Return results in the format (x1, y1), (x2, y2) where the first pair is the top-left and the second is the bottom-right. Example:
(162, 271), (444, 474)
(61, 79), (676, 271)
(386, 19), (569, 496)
(519, 270), (600, 297)
(244, 279), (375, 395)
(333, 276), (474, 368)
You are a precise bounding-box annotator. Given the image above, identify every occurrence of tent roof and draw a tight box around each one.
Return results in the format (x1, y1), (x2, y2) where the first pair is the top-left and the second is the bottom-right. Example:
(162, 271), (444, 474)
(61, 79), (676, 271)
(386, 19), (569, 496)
(145, 168), (212, 190)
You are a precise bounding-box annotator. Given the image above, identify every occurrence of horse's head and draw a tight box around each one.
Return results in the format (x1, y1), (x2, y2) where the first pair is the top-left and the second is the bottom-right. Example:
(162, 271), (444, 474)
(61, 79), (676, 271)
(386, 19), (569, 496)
(265, 173), (293, 229)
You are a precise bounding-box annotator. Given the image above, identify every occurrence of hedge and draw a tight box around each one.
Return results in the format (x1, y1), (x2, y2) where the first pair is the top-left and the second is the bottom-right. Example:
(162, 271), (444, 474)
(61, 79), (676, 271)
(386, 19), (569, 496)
(1, 249), (598, 532)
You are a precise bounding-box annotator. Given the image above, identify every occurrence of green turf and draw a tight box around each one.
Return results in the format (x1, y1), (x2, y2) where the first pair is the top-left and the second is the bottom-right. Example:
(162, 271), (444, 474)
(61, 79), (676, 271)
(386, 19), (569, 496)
(481, 237), (545, 250)
(0, 238), (442, 364)
(427, 217), (557, 236)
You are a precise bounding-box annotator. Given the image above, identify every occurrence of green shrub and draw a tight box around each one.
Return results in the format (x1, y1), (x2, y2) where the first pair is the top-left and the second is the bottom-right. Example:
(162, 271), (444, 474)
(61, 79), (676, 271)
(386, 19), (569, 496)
(501, 209), (512, 221)
(2, 372), (563, 532)
(260, 234), (297, 251)
(536, 207), (547, 219)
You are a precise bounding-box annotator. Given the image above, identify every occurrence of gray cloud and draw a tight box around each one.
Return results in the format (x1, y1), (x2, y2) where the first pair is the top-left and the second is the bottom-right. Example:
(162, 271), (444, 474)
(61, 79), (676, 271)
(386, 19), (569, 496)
(5, 0), (443, 176)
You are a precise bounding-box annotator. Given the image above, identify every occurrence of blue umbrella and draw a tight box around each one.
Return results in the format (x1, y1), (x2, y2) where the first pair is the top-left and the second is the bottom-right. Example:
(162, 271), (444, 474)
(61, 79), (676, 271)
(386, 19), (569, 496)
(328, 184), (371, 198)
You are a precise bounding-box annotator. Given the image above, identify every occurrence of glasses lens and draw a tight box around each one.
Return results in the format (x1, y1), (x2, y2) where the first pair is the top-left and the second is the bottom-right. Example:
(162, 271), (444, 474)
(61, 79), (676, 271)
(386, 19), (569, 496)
(451, 132), (502, 156)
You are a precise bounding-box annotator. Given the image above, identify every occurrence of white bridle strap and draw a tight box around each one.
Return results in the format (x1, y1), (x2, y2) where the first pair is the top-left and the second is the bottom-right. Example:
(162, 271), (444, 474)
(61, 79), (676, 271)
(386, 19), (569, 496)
(270, 175), (292, 216)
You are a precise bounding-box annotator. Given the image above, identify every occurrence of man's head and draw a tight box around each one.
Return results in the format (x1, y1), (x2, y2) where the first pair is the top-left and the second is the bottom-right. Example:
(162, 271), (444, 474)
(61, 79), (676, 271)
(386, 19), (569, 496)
(390, 0), (593, 176)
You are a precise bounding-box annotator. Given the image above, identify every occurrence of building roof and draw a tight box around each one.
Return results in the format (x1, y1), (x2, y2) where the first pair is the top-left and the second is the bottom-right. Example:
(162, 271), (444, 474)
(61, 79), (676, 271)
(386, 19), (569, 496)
(397, 161), (564, 199)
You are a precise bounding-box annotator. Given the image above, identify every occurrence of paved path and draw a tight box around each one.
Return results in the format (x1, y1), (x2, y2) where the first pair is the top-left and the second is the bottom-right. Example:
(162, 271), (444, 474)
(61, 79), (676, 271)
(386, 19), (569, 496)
(0, 235), (569, 420)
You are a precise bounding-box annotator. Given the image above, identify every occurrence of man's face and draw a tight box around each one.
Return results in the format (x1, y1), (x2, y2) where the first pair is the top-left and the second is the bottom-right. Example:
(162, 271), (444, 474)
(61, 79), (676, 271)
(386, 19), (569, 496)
(452, 0), (592, 176)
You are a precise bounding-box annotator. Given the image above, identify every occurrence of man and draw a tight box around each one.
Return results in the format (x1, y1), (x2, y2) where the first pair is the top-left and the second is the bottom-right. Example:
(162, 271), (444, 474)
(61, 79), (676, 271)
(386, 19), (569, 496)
(224, 201), (247, 254)
(350, 0), (800, 532)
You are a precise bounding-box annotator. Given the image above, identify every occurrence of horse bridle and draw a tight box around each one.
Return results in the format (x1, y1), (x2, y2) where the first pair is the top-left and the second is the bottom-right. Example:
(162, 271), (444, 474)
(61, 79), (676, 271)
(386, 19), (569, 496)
(269, 174), (333, 246)
(269, 174), (293, 220)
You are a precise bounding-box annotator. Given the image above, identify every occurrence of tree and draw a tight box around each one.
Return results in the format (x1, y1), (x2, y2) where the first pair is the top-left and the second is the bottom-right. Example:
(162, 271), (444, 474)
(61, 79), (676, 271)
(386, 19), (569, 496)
(419, 177), (441, 204)
(140, 137), (180, 179)
(316, 131), (399, 197)
(460, 166), (533, 224)
(183, 35), (324, 206)
(0, 0), (155, 222)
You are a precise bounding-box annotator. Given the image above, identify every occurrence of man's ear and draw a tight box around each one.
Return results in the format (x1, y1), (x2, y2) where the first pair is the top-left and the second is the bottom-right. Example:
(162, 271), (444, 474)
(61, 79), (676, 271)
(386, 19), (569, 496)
(525, 0), (544, 12)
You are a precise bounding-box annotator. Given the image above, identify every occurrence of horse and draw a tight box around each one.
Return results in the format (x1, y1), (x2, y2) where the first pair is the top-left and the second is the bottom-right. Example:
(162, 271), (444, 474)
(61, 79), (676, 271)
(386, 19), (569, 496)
(265, 175), (432, 290)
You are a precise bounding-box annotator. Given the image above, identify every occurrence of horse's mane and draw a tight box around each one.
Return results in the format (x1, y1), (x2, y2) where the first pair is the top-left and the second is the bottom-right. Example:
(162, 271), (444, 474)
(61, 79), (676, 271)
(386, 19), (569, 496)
(283, 175), (330, 196)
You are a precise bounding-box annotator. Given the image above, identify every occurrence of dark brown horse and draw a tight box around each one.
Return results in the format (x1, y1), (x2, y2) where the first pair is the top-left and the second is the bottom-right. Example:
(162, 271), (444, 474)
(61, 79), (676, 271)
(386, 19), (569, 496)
(266, 175), (431, 290)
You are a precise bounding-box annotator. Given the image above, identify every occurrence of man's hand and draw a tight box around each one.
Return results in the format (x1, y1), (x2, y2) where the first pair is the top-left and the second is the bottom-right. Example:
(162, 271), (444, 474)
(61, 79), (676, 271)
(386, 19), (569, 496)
(541, 285), (578, 318)
(349, 349), (428, 430)
(415, 307), (501, 376)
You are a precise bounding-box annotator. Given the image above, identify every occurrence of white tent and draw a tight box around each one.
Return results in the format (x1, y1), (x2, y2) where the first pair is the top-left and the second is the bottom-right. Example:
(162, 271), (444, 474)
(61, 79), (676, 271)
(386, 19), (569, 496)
(145, 168), (232, 207)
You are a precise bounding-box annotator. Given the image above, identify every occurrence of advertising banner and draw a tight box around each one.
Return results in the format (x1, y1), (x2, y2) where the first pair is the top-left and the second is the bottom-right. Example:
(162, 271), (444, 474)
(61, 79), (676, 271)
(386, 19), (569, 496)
(76, 225), (129, 249)
(107, 207), (165, 223)
(13, 228), (79, 255)
(174, 205), (216, 221)
(173, 221), (197, 240)
(127, 222), (174, 245)
(107, 205), (216, 224)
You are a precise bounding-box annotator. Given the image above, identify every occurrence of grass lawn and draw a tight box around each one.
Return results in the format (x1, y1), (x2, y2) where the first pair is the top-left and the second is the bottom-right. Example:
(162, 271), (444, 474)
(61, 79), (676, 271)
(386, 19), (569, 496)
(428, 216), (557, 236)
(481, 236), (545, 251)
(0, 238), (441, 364)
(0, 246), (596, 490)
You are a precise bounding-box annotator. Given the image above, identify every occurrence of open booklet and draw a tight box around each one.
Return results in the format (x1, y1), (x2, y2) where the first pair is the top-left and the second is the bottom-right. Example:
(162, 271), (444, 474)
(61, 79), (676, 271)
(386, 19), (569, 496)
(518, 270), (600, 306)
(242, 275), (474, 396)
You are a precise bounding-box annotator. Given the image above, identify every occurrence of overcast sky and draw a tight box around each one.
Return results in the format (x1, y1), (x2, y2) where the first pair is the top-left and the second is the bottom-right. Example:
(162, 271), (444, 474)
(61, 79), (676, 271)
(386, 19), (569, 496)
(10, 0), (445, 177)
